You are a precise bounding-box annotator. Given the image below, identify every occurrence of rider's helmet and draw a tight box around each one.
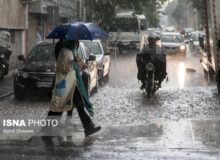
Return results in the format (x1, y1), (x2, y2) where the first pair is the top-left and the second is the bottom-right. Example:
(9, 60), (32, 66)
(148, 33), (158, 41)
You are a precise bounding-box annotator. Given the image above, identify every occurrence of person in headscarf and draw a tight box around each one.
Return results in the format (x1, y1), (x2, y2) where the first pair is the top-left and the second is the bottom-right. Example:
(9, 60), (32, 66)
(48, 40), (101, 137)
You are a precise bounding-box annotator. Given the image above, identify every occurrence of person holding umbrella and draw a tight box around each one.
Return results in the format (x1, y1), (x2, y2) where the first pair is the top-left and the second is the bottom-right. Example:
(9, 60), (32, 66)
(46, 22), (108, 137)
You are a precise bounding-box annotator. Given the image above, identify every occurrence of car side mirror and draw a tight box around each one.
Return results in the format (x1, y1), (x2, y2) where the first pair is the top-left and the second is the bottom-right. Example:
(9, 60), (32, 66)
(88, 55), (96, 61)
(104, 52), (111, 55)
(18, 55), (25, 61)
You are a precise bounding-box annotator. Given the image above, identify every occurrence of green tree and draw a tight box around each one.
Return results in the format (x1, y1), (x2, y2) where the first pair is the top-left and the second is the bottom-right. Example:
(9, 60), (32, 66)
(186, 0), (205, 27)
(143, 0), (167, 27)
(165, 0), (203, 30)
(90, 0), (168, 31)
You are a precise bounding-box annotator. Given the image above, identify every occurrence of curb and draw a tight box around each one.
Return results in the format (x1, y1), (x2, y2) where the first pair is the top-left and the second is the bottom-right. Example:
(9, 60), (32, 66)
(0, 91), (14, 99)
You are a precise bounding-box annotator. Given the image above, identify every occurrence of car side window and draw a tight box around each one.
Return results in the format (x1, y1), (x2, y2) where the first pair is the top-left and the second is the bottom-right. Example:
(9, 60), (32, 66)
(101, 41), (106, 52)
(83, 44), (91, 59)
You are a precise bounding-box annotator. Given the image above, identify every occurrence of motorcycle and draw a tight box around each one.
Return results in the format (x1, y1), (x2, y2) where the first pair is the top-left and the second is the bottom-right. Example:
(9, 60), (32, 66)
(136, 53), (166, 98)
(0, 46), (11, 79)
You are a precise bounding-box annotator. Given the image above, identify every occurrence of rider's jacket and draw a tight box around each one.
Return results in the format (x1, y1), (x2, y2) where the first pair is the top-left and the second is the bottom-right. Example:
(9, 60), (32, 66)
(141, 44), (162, 54)
(138, 44), (166, 82)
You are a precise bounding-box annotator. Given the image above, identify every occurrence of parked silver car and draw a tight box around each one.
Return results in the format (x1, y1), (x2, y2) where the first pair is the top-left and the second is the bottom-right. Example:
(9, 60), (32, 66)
(83, 40), (111, 84)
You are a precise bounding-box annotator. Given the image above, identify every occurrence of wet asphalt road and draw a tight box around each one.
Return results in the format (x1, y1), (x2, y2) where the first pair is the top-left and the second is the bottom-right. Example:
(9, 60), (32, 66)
(0, 47), (220, 159)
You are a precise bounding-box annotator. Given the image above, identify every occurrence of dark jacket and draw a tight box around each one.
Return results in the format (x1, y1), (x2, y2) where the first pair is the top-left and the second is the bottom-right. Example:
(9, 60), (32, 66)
(141, 44), (162, 55)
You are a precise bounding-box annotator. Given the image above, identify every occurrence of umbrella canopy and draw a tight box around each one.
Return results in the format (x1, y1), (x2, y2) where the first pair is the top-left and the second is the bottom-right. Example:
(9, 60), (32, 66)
(46, 22), (108, 40)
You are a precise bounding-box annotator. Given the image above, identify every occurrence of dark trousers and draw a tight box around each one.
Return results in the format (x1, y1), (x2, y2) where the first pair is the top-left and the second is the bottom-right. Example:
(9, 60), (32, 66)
(48, 88), (94, 130)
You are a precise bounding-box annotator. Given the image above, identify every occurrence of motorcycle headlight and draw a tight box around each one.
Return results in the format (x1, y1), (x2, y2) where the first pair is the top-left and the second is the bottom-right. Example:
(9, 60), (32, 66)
(0, 54), (5, 59)
(18, 71), (29, 78)
(146, 63), (154, 71)
(180, 45), (185, 50)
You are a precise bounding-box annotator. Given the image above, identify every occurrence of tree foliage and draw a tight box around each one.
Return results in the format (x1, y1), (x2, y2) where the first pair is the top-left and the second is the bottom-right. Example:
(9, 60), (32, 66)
(170, 0), (189, 27)
(186, 0), (205, 28)
(90, 0), (168, 31)
(165, 0), (204, 30)
(186, 0), (204, 20)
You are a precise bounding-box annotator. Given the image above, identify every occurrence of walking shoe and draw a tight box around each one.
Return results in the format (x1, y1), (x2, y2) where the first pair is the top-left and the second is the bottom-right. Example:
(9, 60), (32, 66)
(140, 83), (145, 90)
(85, 126), (101, 137)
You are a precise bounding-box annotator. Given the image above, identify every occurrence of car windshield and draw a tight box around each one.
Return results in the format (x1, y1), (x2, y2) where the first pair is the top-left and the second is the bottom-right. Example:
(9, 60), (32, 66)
(84, 41), (102, 55)
(185, 28), (194, 34)
(109, 17), (138, 32)
(161, 35), (183, 43)
(27, 43), (55, 61)
(148, 28), (156, 32)
(147, 28), (157, 33)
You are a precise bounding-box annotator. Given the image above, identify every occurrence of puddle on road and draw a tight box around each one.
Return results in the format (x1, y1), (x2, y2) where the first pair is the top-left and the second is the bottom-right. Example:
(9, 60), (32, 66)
(1, 120), (220, 149)
(0, 121), (219, 160)
(99, 120), (220, 150)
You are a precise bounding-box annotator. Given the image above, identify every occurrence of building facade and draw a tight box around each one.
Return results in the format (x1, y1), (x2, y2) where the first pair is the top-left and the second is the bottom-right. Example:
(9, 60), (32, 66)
(0, 0), (29, 72)
(0, 0), (87, 75)
(28, 0), (86, 52)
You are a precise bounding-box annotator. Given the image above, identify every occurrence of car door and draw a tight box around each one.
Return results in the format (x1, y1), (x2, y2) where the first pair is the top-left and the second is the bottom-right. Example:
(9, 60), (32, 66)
(81, 43), (98, 91)
(100, 41), (111, 77)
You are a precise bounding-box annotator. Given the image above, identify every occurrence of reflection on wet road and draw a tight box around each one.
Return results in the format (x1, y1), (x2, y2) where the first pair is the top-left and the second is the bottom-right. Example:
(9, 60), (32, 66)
(178, 62), (185, 88)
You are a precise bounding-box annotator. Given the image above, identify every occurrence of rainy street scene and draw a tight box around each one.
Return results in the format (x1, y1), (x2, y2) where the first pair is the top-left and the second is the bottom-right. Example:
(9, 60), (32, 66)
(1, 0), (220, 159)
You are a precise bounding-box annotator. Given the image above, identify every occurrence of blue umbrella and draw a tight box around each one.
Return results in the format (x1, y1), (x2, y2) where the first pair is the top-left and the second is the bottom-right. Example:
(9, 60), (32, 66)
(46, 22), (108, 40)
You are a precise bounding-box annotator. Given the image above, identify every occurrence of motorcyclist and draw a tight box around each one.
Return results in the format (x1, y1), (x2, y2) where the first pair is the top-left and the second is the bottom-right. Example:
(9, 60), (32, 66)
(139, 33), (166, 89)
(141, 33), (162, 55)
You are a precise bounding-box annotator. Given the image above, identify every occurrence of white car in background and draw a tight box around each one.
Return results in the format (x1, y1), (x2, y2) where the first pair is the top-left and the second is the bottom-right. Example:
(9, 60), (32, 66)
(161, 32), (186, 56)
(189, 31), (206, 53)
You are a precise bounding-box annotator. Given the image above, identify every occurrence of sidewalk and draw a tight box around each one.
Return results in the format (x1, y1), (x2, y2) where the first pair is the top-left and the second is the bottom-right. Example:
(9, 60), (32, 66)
(0, 77), (14, 98)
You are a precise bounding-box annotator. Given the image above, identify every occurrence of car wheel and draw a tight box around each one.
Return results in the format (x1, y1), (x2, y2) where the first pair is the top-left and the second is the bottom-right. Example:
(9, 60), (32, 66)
(14, 84), (27, 100)
(204, 69), (208, 81)
(94, 75), (99, 93)
(98, 69), (104, 86)
(104, 67), (110, 83)
(105, 73), (110, 82)
(98, 77), (103, 86)
(217, 81), (220, 95)
(208, 69), (215, 82)
(217, 72), (220, 95)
